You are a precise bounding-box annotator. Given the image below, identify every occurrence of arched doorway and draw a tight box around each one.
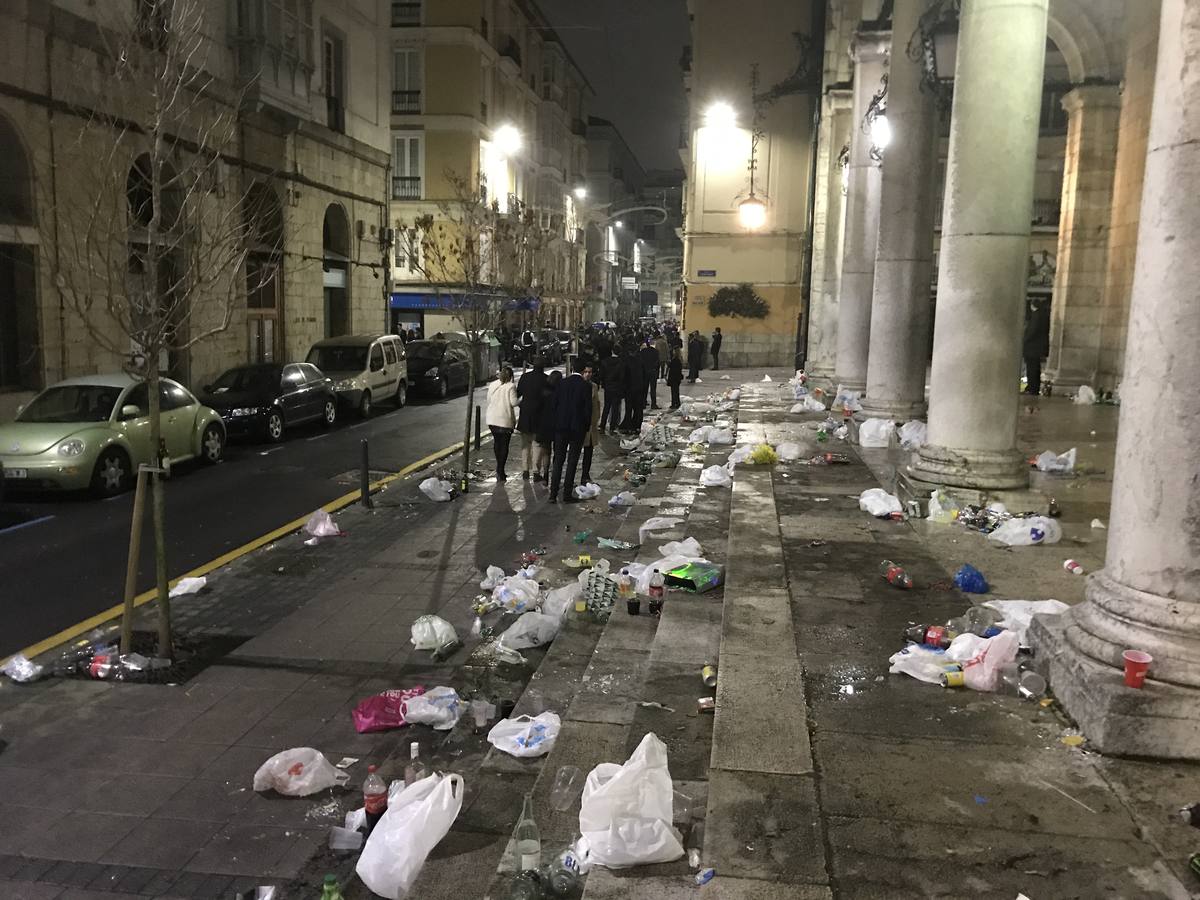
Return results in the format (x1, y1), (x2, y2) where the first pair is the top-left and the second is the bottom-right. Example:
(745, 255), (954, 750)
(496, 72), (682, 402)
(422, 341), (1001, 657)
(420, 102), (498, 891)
(244, 183), (284, 362)
(322, 204), (350, 337)
(0, 114), (39, 392)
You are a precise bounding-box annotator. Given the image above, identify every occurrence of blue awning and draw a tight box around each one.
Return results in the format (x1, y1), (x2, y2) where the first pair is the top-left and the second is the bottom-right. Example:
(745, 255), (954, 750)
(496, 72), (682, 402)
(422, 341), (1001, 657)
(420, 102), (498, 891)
(390, 292), (458, 310)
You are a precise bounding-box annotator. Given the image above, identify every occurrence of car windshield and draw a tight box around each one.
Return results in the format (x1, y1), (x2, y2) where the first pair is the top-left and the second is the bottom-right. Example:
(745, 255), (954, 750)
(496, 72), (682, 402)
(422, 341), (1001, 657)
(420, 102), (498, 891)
(209, 367), (278, 393)
(17, 385), (123, 423)
(307, 346), (367, 372)
(406, 341), (445, 361)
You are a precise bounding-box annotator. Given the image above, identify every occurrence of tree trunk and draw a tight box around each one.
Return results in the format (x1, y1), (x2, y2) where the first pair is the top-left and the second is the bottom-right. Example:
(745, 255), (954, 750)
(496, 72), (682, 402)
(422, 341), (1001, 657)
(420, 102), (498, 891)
(460, 340), (477, 493)
(146, 364), (173, 658)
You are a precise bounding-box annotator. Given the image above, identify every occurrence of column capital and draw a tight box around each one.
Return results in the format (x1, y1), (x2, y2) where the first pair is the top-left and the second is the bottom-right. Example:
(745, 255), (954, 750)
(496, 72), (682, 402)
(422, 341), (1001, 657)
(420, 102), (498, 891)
(1061, 82), (1121, 115)
(823, 87), (853, 115)
(849, 29), (891, 65)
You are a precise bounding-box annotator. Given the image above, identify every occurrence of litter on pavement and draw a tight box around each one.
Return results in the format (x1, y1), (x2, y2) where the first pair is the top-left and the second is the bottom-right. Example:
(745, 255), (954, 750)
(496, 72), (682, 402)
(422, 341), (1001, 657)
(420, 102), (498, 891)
(168, 576), (207, 597)
(252, 748), (351, 796)
(419, 477), (455, 502)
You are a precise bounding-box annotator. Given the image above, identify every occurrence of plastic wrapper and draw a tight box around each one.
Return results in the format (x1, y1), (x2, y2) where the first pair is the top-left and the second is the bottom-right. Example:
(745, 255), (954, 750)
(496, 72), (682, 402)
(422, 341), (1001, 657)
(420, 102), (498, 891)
(575, 482), (602, 499)
(410, 615), (459, 650)
(699, 465), (732, 488)
(898, 420), (928, 450)
(480, 565), (506, 590)
(638, 517), (682, 543)
(304, 509), (342, 538)
(953, 564), (990, 594)
(401, 686), (464, 730)
(858, 418), (895, 448)
(981, 599), (1070, 644)
(1, 653), (45, 683)
(1035, 448), (1076, 474)
(252, 748), (350, 796)
(419, 477), (454, 502)
(497, 611), (561, 650)
(707, 428), (734, 445)
(352, 686), (427, 733)
(487, 712), (562, 758)
(493, 576), (541, 612)
(608, 491), (637, 508)
(858, 488), (902, 517)
(987, 516), (1063, 546)
(1074, 385), (1097, 405)
(776, 442), (802, 461)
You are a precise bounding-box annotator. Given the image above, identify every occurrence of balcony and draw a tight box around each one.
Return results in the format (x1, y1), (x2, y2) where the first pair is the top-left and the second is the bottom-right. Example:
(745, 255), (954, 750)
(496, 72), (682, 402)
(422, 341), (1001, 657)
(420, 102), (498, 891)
(571, 118), (587, 137)
(392, 90), (421, 114)
(391, 1), (421, 27)
(501, 37), (522, 67)
(392, 176), (422, 200)
(326, 95), (344, 134)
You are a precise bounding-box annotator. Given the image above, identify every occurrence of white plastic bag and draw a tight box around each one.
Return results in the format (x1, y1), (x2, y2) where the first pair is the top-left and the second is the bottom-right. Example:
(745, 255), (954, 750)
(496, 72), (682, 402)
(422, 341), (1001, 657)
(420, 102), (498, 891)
(727, 389), (741, 400)
(858, 418), (895, 448)
(898, 420), (927, 450)
(480, 565), (506, 590)
(252, 748), (350, 796)
(2, 653), (45, 683)
(927, 489), (961, 524)
(707, 428), (734, 445)
(888, 644), (950, 685)
(357, 773), (463, 899)
(608, 491), (637, 508)
(639, 517), (682, 543)
(498, 612), (561, 650)
(1074, 385), (1097, 405)
(987, 516), (1063, 547)
(419, 477), (454, 502)
(578, 732), (685, 868)
(487, 712), (562, 758)
(1035, 448), (1076, 474)
(304, 509), (342, 538)
(834, 424), (849, 441)
(727, 446), (753, 466)
(410, 615), (459, 650)
(688, 426), (713, 443)
(619, 437), (641, 451)
(401, 686), (464, 730)
(833, 384), (862, 412)
(761, 374), (773, 382)
(798, 396), (826, 413)
(982, 598), (1070, 644)
(858, 488), (901, 517)
(776, 442), (802, 461)
(659, 537), (703, 559)
(700, 465), (732, 488)
(169, 576), (207, 597)
(575, 482), (601, 499)
(543, 582), (583, 620)
(494, 576), (542, 612)
(961, 631), (1020, 692)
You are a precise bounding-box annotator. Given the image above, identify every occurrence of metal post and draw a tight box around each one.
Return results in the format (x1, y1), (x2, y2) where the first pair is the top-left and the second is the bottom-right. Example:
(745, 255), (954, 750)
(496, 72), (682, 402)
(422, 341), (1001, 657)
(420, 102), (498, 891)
(120, 466), (150, 654)
(475, 405), (482, 450)
(360, 439), (373, 509)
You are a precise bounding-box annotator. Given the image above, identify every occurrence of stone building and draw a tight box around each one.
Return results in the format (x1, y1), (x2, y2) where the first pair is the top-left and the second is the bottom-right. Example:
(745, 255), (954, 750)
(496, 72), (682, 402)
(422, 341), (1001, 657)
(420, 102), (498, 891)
(0, 0), (394, 420)
(386, 0), (592, 337)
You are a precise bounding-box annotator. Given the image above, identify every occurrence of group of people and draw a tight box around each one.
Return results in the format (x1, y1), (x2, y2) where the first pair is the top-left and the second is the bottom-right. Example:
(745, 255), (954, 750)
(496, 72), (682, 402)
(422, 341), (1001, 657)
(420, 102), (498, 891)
(396, 327), (423, 344)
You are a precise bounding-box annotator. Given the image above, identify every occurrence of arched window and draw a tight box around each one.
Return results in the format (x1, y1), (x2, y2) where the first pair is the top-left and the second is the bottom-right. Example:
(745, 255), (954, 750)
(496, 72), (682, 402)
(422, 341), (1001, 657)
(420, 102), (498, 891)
(0, 114), (39, 390)
(244, 182), (284, 362)
(322, 203), (350, 337)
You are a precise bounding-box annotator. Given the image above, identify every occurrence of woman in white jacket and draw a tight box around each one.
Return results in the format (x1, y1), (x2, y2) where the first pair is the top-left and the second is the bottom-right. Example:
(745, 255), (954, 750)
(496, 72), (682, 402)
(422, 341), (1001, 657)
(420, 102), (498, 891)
(486, 366), (520, 482)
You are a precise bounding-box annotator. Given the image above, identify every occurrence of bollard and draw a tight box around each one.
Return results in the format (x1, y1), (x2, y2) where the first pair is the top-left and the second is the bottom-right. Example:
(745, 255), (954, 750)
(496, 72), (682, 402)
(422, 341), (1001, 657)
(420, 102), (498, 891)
(475, 405), (482, 450)
(360, 439), (373, 509)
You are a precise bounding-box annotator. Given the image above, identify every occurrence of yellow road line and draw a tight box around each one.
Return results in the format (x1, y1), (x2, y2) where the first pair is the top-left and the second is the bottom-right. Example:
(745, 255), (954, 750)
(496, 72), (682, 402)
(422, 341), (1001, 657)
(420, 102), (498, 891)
(9, 439), (472, 664)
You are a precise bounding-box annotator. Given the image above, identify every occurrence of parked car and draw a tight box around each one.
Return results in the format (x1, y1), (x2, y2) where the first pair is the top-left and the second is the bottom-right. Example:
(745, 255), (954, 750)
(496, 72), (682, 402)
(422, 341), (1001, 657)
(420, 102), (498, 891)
(406, 340), (472, 398)
(306, 334), (408, 418)
(538, 329), (564, 365)
(0, 374), (225, 497)
(198, 363), (336, 443)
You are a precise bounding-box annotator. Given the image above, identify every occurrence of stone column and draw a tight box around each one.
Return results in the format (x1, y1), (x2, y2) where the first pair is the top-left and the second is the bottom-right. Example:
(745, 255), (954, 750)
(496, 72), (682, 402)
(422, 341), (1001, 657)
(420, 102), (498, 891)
(860, 0), (938, 421)
(1032, 0), (1200, 759)
(807, 89), (852, 382)
(907, 0), (1048, 490)
(833, 30), (889, 392)
(1045, 84), (1121, 388)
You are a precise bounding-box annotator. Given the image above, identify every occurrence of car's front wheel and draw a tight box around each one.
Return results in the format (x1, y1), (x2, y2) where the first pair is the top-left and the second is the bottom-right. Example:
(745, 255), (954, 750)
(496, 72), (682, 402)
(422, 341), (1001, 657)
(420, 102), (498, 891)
(91, 448), (131, 497)
(265, 410), (285, 443)
(322, 397), (337, 428)
(395, 382), (407, 409)
(358, 391), (372, 418)
(201, 424), (224, 464)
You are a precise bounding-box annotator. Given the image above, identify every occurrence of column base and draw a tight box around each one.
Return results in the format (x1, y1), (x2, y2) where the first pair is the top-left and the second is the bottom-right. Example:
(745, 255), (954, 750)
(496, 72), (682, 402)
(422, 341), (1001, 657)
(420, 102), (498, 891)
(907, 442), (1029, 491)
(1029, 611), (1200, 760)
(832, 375), (866, 393)
(895, 467), (1046, 516)
(857, 398), (927, 422)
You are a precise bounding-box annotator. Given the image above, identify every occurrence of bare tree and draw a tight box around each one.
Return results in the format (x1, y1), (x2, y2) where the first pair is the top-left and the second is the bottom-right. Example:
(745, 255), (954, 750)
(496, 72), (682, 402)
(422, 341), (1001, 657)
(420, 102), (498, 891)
(38, 0), (280, 655)
(399, 171), (551, 491)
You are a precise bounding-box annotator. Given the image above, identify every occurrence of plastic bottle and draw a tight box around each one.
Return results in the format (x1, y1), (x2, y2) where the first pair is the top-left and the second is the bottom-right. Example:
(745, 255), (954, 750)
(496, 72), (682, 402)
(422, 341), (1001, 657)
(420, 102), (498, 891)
(1063, 559), (1084, 575)
(648, 569), (665, 616)
(321, 874), (345, 900)
(362, 765), (388, 833)
(618, 568), (639, 615)
(514, 792), (542, 871)
(404, 741), (426, 786)
(903, 623), (956, 649)
(508, 870), (545, 900)
(879, 560), (913, 589)
(543, 847), (582, 896)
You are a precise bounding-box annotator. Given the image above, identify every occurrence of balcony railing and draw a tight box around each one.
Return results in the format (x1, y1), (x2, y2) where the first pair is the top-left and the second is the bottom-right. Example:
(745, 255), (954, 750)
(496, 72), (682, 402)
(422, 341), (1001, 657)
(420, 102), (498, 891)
(392, 90), (421, 114)
(326, 95), (344, 133)
(391, 1), (421, 27)
(392, 176), (422, 200)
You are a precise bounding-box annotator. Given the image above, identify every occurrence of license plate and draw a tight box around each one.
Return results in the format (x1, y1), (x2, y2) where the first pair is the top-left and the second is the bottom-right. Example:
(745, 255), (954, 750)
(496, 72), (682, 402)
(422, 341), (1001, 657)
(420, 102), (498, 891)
(3, 468), (28, 479)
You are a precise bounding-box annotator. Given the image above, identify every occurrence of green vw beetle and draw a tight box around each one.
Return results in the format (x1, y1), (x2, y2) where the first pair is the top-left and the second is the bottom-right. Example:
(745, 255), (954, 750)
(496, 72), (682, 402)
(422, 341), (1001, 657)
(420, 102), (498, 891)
(0, 374), (226, 497)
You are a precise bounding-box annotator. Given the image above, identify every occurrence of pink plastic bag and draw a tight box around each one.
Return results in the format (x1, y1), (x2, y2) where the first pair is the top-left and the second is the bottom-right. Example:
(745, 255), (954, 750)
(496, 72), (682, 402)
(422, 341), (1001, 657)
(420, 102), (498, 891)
(353, 686), (426, 733)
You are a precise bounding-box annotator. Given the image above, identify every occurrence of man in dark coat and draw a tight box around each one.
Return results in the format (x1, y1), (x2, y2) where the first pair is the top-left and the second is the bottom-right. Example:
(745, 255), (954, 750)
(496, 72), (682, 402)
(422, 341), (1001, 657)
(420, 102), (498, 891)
(638, 339), (661, 410)
(620, 345), (645, 433)
(515, 357), (547, 479)
(667, 348), (684, 409)
(598, 349), (624, 434)
(1022, 297), (1051, 395)
(710, 327), (723, 370)
(687, 331), (703, 382)
(549, 360), (594, 503)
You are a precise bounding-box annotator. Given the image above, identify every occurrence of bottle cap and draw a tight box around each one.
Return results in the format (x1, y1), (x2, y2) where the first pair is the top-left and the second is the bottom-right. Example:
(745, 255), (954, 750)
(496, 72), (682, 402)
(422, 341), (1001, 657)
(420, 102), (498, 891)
(367, 764), (378, 772)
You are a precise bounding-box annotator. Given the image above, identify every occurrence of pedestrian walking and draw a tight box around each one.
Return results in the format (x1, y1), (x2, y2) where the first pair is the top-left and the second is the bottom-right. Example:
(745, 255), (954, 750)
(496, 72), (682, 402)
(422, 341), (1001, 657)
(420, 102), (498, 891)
(599, 350), (624, 434)
(667, 348), (684, 409)
(687, 331), (703, 382)
(515, 357), (547, 479)
(534, 370), (561, 482)
(549, 360), (593, 504)
(580, 368), (601, 485)
(710, 327), (723, 371)
(1022, 297), (1050, 395)
(486, 366), (519, 482)
(639, 339), (661, 410)
(620, 344), (645, 433)
(655, 332), (669, 379)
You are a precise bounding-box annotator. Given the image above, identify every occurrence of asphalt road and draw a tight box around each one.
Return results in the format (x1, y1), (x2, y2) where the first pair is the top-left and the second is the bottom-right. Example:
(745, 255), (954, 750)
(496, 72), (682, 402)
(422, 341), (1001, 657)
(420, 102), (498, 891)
(0, 384), (496, 657)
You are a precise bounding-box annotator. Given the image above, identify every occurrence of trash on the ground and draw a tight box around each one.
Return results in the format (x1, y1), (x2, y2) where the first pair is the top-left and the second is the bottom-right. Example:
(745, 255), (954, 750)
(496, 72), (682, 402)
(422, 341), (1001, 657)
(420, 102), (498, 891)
(411, 615), (459, 650)
(664, 562), (725, 593)
(721, 374), (731, 380)
(234, 887), (278, 900)
(575, 482), (602, 499)
(487, 712), (562, 758)
(749, 443), (778, 465)
(419, 477), (455, 502)
(773, 441), (802, 462)
(356, 773), (463, 900)
(1060, 732), (1086, 748)
(889, 644), (958, 685)
(494, 576), (542, 612)
(1035, 448), (1077, 474)
(304, 509), (344, 540)
(707, 427), (734, 445)
(957, 631), (1020, 691)
(578, 732), (685, 867)
(639, 517), (682, 543)
(431, 637), (463, 661)
(543, 582), (583, 620)
(999, 665), (1047, 700)
(727, 445), (753, 466)
(981, 599), (1069, 645)
(583, 568), (619, 620)
(639, 701), (675, 712)
(252, 748), (351, 796)
(1123, 649), (1152, 688)
(597, 538), (638, 551)
(619, 436), (641, 451)
(898, 420), (928, 450)
(401, 686), (465, 730)
(335, 757), (359, 769)
(859, 418), (895, 448)
(169, 576), (207, 597)
(927, 489), (962, 524)
(550, 766), (584, 813)
(1178, 803), (1200, 827)
(834, 424), (849, 441)
(1091, 518), (1107, 529)
(498, 612), (561, 650)
(833, 384), (863, 412)
(562, 555), (591, 569)
(659, 537), (703, 559)
(699, 465), (733, 488)
(760, 374), (773, 382)
(987, 516), (1063, 546)
(1075, 385), (1097, 405)
(1, 653), (45, 683)
(573, 530), (592, 544)
(953, 564), (990, 594)
(481, 566), (507, 590)
(517, 564), (541, 580)
(697, 696), (716, 713)
(329, 825), (364, 851)
(809, 539), (827, 548)
(792, 397), (827, 413)
(701, 665), (718, 688)
(609, 491), (637, 508)
(859, 488), (902, 518)
(880, 560), (914, 589)
(1063, 559), (1084, 575)
(353, 687), (429, 733)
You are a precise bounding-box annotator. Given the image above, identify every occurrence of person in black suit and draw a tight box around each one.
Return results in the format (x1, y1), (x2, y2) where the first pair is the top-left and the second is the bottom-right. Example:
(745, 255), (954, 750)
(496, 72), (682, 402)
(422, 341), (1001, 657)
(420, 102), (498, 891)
(639, 339), (661, 410)
(1022, 297), (1051, 395)
(549, 360), (594, 503)
(598, 349), (624, 434)
(687, 331), (703, 382)
(710, 327), (723, 370)
(515, 357), (547, 479)
(620, 345), (645, 433)
(667, 348), (684, 409)
(533, 370), (561, 483)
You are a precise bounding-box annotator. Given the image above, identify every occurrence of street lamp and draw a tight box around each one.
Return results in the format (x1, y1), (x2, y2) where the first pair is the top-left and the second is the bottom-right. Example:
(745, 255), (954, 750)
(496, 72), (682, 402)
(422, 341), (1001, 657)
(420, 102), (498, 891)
(494, 123), (522, 156)
(870, 113), (892, 152)
(573, 185), (588, 200)
(738, 194), (767, 230)
(614, 220), (624, 229)
(704, 101), (737, 128)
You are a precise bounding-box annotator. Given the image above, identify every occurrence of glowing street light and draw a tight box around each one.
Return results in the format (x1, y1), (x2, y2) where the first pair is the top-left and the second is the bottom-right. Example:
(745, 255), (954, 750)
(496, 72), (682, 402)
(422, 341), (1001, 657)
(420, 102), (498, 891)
(704, 101), (736, 128)
(870, 113), (892, 152)
(573, 185), (588, 200)
(494, 123), (522, 156)
(614, 220), (624, 229)
(738, 194), (767, 230)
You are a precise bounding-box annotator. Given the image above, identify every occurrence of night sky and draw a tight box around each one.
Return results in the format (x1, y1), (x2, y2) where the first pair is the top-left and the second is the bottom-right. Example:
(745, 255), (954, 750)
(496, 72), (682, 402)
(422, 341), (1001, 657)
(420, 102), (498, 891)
(537, 0), (690, 173)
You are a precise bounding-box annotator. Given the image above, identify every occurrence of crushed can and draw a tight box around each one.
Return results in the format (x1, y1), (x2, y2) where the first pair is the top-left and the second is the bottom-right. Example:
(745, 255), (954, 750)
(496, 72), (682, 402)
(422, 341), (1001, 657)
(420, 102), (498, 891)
(940, 666), (965, 688)
(697, 697), (715, 714)
(701, 665), (718, 688)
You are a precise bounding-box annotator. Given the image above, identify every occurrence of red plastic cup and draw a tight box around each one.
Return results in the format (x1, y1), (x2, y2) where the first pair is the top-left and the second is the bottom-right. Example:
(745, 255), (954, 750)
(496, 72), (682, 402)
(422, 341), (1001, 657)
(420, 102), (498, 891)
(1122, 650), (1152, 688)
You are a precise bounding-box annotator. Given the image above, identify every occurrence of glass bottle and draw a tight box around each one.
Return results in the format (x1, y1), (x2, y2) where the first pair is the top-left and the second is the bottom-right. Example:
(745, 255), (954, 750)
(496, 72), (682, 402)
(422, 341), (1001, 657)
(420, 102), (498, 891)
(514, 791), (542, 871)
(404, 741), (427, 786)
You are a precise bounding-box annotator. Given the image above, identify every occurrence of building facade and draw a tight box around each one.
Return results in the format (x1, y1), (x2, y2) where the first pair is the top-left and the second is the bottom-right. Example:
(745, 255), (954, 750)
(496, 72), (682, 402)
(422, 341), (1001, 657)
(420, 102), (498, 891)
(0, 0), (394, 420)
